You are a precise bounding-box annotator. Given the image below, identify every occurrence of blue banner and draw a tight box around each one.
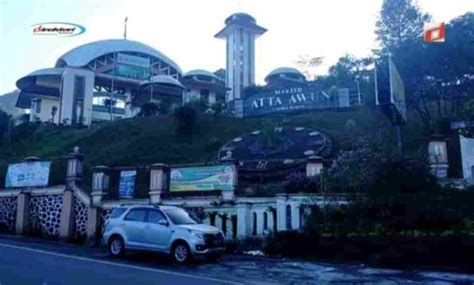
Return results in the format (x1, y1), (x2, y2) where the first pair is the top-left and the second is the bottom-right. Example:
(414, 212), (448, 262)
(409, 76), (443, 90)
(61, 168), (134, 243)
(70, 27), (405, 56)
(118, 170), (136, 198)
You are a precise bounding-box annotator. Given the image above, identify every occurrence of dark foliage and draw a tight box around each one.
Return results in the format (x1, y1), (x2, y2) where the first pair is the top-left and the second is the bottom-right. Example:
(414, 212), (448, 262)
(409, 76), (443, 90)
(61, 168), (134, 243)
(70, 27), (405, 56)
(283, 172), (321, 193)
(139, 102), (168, 117)
(0, 110), (10, 142)
(173, 105), (198, 135)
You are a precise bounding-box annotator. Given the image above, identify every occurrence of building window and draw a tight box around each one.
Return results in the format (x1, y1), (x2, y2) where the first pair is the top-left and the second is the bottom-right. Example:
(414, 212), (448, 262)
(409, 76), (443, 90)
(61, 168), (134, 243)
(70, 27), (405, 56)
(222, 215), (227, 235)
(286, 205), (292, 230)
(72, 75), (85, 124)
(231, 215), (237, 239)
(200, 89), (210, 103)
(34, 99), (42, 113)
(299, 206), (305, 229)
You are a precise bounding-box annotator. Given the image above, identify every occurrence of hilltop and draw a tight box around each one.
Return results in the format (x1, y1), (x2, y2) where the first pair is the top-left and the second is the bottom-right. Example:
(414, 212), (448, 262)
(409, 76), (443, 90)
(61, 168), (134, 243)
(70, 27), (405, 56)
(0, 106), (426, 187)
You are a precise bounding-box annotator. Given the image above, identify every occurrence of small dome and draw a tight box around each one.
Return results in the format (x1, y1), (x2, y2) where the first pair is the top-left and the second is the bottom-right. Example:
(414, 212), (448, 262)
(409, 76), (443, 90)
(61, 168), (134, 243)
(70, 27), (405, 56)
(265, 67), (306, 83)
(225, 13), (256, 25)
(182, 69), (223, 82)
(183, 69), (223, 82)
(140, 75), (184, 89)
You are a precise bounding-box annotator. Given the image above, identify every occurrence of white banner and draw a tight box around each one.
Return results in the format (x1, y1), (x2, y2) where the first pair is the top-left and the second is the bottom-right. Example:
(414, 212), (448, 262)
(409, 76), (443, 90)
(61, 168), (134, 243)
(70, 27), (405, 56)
(5, 161), (51, 188)
(460, 135), (474, 180)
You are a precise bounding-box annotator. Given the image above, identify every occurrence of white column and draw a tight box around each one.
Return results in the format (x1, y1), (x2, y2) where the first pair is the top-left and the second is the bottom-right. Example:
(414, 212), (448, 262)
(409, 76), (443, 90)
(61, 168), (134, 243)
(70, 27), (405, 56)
(291, 201), (300, 230)
(215, 213), (223, 231)
(276, 195), (286, 231)
(236, 203), (251, 238)
(227, 214), (234, 239)
(256, 209), (265, 236)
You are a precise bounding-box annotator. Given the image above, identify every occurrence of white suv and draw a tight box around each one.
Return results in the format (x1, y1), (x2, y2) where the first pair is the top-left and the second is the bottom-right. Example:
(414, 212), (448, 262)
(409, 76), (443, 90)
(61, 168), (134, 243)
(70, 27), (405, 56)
(102, 205), (225, 263)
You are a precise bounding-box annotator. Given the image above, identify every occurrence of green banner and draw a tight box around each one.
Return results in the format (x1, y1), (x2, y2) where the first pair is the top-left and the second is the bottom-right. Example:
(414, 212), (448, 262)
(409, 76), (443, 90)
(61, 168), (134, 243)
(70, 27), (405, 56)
(170, 164), (236, 192)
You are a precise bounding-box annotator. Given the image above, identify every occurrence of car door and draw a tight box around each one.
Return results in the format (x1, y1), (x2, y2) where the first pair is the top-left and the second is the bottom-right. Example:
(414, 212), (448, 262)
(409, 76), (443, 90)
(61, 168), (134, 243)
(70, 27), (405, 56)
(145, 209), (173, 251)
(123, 209), (148, 247)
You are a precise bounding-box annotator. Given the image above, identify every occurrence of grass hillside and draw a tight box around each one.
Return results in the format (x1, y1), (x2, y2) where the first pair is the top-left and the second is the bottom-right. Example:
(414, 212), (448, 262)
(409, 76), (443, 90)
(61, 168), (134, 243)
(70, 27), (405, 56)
(0, 107), (427, 187)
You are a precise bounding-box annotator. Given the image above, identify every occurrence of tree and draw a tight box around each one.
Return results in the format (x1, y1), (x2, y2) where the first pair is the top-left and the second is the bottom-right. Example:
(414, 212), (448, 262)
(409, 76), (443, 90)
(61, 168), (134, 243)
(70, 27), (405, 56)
(295, 54), (324, 80)
(375, 0), (430, 55)
(173, 105), (197, 135)
(327, 55), (371, 86)
(376, 1), (474, 133)
(138, 102), (167, 117)
(0, 110), (10, 144)
(103, 98), (117, 120)
(325, 138), (396, 193)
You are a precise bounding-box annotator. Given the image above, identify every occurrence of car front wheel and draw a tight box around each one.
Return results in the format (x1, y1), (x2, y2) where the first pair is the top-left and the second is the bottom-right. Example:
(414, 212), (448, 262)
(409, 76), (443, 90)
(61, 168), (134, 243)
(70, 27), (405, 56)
(108, 236), (125, 258)
(172, 242), (191, 264)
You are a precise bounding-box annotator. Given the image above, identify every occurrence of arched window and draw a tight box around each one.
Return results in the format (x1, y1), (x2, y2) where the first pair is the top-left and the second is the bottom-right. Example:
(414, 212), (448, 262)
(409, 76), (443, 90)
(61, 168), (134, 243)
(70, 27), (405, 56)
(299, 206), (305, 229)
(286, 205), (292, 230)
(272, 210), (277, 233)
(231, 215), (237, 239)
(252, 212), (257, 236)
(263, 212), (268, 231)
(222, 215), (227, 235)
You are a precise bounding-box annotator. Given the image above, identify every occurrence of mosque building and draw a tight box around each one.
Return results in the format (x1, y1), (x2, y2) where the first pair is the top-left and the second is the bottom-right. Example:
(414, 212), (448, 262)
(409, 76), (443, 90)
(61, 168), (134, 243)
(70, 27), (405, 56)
(15, 13), (360, 125)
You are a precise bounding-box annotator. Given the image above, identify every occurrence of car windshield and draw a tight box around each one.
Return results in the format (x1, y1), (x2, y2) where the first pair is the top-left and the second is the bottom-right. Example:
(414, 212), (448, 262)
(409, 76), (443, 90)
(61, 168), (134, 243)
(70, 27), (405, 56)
(164, 208), (198, 225)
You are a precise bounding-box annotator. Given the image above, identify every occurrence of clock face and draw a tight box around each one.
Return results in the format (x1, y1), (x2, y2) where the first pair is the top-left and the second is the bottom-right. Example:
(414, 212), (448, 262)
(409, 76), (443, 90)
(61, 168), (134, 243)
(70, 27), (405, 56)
(217, 127), (332, 173)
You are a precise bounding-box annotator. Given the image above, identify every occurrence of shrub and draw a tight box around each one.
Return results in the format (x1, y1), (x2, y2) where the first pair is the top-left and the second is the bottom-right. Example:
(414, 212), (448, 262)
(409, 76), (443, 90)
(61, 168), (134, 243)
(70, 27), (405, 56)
(173, 105), (197, 134)
(139, 102), (168, 116)
(283, 172), (321, 193)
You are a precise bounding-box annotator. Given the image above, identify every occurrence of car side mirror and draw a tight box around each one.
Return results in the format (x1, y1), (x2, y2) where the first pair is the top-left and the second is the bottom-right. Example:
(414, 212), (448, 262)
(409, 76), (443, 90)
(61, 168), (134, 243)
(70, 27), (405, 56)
(158, 219), (169, 227)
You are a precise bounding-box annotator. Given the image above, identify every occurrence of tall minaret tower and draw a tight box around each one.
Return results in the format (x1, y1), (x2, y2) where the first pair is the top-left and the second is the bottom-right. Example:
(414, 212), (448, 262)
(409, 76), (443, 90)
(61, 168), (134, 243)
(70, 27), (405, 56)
(215, 13), (266, 104)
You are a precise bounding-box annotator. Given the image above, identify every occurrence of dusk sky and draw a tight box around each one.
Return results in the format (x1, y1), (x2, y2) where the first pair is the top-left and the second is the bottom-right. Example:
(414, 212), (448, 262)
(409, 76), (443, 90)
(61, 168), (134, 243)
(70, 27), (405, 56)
(0, 0), (472, 94)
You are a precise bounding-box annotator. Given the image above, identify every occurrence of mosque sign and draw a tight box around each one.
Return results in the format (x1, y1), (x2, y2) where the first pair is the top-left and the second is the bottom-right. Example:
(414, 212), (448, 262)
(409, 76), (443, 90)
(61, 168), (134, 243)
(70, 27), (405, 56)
(236, 86), (349, 117)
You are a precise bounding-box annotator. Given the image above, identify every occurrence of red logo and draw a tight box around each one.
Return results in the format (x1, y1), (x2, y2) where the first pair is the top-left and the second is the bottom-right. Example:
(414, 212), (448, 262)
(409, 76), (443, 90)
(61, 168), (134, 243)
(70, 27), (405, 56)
(424, 22), (445, 43)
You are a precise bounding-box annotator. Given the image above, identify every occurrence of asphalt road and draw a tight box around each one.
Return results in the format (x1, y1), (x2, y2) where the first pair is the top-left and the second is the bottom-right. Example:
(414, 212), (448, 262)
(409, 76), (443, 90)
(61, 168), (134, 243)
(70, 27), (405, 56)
(0, 235), (474, 285)
(0, 241), (234, 285)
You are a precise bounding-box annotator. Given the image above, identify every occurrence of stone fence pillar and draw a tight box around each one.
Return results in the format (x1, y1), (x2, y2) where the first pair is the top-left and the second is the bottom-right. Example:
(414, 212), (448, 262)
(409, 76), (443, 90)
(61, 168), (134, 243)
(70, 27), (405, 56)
(66, 146), (83, 188)
(91, 166), (110, 206)
(87, 166), (110, 243)
(15, 191), (31, 235)
(306, 156), (324, 177)
(428, 135), (449, 179)
(149, 163), (169, 204)
(59, 147), (83, 241)
(15, 156), (39, 235)
(236, 203), (251, 239)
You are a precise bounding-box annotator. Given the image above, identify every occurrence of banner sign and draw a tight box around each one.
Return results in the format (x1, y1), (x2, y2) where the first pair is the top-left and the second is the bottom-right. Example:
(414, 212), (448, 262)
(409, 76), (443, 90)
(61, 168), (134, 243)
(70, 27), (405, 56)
(117, 53), (150, 68)
(237, 85), (357, 117)
(389, 57), (407, 123)
(170, 164), (236, 192)
(239, 86), (334, 117)
(114, 53), (151, 80)
(375, 57), (407, 125)
(460, 135), (474, 180)
(118, 170), (136, 198)
(6, 161), (51, 188)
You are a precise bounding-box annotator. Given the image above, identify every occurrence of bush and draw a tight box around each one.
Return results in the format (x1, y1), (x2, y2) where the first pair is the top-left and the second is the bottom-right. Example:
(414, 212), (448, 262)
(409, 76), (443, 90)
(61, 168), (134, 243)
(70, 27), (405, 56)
(173, 105), (197, 135)
(139, 102), (168, 116)
(283, 172), (321, 193)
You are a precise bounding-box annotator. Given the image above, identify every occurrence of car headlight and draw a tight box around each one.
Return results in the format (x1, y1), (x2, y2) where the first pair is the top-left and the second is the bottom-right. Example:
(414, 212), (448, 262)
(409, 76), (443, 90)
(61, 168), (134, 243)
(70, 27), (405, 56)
(191, 232), (204, 240)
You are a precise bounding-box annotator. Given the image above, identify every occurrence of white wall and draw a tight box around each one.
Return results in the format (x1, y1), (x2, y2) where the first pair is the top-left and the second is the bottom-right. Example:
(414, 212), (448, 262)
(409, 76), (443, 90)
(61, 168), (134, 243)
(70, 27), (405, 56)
(460, 135), (474, 180)
(30, 97), (60, 124)
(60, 67), (94, 126)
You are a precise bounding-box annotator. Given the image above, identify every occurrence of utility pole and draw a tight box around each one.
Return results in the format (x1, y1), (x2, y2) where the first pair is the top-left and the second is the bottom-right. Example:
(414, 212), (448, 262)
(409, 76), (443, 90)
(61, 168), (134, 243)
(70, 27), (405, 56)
(124, 17), (128, 40)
